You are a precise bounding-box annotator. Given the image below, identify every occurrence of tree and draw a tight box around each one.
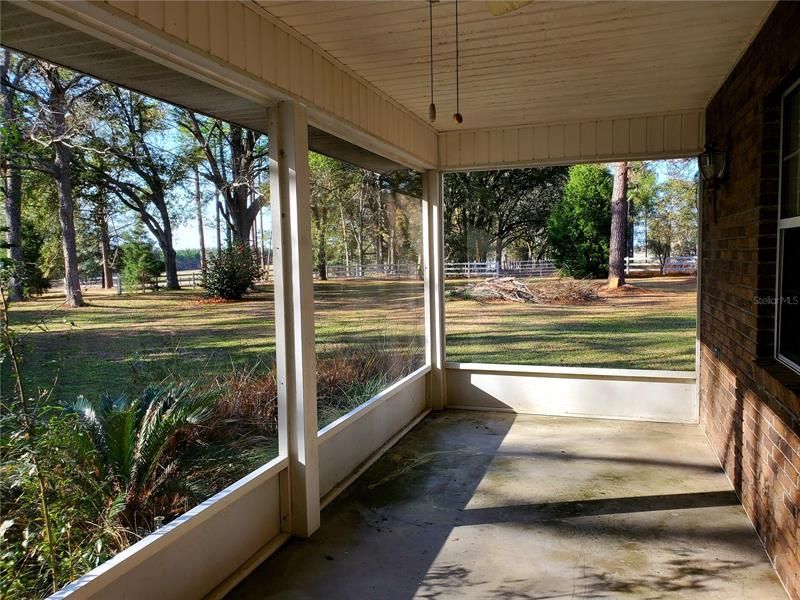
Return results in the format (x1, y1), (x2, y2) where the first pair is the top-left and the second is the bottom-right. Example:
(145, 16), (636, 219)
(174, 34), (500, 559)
(90, 88), (190, 289)
(193, 165), (207, 275)
(1, 57), (98, 307)
(626, 162), (657, 258)
(18, 220), (50, 296)
(178, 112), (267, 244)
(0, 49), (27, 300)
(443, 171), (489, 262)
(548, 164), (613, 278)
(608, 162), (629, 288)
(648, 163), (698, 273)
(94, 192), (115, 288)
(309, 153), (339, 280)
(120, 225), (164, 292)
(79, 157), (117, 288)
(444, 168), (568, 270)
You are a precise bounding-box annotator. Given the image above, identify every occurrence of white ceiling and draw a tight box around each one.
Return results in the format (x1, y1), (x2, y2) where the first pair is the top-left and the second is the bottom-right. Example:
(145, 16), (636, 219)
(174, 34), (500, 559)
(258, 0), (774, 131)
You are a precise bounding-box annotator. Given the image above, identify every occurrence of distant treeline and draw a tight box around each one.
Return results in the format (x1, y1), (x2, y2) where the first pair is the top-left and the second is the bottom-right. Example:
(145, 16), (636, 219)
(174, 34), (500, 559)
(175, 249), (204, 271)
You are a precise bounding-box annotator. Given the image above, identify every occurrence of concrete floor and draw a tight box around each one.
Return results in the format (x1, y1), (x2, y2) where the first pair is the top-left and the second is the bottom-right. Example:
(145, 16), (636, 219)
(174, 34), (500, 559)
(228, 411), (787, 599)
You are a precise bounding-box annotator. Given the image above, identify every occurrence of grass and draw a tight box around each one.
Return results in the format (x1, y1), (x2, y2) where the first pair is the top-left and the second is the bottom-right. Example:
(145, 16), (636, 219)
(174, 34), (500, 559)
(4, 276), (696, 408)
(445, 276), (697, 370)
(5, 279), (426, 404)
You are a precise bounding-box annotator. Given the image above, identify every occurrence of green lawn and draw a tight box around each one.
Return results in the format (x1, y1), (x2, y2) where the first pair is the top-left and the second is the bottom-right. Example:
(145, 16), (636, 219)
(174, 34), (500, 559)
(446, 276), (697, 370)
(5, 279), (425, 402)
(4, 276), (696, 404)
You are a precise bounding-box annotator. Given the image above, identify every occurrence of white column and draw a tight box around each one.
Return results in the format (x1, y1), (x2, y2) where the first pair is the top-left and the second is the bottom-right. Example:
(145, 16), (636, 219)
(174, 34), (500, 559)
(423, 170), (446, 410)
(269, 100), (320, 537)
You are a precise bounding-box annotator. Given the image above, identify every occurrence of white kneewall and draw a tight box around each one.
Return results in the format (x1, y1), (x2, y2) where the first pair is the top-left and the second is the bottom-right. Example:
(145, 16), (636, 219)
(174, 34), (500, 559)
(50, 457), (288, 600)
(446, 363), (697, 423)
(318, 366), (429, 500)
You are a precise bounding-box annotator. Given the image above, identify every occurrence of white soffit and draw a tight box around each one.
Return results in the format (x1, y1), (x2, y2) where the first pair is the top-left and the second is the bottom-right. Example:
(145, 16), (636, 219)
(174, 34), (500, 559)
(258, 0), (775, 132)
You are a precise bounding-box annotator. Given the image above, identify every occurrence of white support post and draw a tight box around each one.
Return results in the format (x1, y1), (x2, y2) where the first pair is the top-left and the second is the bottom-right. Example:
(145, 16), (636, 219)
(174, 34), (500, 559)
(269, 100), (320, 538)
(423, 170), (446, 410)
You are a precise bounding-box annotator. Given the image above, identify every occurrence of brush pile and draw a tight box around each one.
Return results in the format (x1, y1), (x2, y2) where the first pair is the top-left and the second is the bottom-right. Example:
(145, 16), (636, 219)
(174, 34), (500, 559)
(470, 277), (538, 303)
(451, 277), (599, 305)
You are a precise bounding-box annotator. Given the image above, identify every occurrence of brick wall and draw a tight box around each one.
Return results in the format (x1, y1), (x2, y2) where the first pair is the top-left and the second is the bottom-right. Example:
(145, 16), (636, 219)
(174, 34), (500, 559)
(700, 3), (800, 598)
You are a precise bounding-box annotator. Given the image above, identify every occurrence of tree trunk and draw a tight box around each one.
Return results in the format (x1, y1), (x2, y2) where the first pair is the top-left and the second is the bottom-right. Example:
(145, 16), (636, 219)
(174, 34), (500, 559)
(339, 204), (350, 269)
(2, 163), (24, 300)
(153, 199), (179, 290)
(53, 118), (84, 307)
(215, 191), (222, 256)
(627, 197), (635, 258)
(160, 236), (179, 290)
(495, 236), (503, 276)
(316, 227), (327, 281)
(97, 206), (113, 288)
(194, 167), (207, 273)
(357, 206), (365, 277)
(608, 162), (629, 289)
(1, 58), (24, 301)
(387, 193), (396, 267)
(259, 207), (266, 269)
(312, 204), (327, 281)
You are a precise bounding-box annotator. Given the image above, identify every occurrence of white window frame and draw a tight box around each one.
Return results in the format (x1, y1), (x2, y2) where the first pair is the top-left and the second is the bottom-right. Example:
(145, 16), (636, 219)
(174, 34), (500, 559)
(775, 77), (800, 374)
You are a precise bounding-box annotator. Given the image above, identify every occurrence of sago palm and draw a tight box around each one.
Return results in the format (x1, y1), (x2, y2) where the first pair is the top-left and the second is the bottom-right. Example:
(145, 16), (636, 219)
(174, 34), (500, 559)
(67, 383), (216, 535)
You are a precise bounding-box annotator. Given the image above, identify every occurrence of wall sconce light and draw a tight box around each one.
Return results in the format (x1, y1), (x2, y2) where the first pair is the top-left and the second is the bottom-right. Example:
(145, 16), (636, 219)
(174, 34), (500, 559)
(699, 143), (727, 223)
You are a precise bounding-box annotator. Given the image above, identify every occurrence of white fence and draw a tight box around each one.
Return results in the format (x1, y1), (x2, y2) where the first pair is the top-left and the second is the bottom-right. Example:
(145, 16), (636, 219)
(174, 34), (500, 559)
(444, 260), (557, 278)
(624, 256), (697, 276)
(324, 260), (558, 279)
(77, 256), (693, 292)
(321, 263), (420, 279)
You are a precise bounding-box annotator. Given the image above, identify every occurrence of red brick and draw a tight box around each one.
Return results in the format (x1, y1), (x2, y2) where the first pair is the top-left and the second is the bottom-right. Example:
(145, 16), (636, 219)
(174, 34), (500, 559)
(700, 3), (800, 597)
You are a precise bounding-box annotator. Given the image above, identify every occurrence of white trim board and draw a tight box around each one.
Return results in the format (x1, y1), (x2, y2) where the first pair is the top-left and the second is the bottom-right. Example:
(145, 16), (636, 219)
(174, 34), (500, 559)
(446, 363), (698, 423)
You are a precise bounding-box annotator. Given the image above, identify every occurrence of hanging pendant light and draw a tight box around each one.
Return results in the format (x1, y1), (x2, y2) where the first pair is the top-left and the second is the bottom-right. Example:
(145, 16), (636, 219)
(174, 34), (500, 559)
(428, 0), (437, 122)
(453, 0), (463, 124)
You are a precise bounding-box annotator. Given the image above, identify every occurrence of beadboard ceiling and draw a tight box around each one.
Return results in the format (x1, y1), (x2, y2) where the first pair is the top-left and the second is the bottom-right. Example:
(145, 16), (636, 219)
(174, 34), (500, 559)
(257, 0), (774, 131)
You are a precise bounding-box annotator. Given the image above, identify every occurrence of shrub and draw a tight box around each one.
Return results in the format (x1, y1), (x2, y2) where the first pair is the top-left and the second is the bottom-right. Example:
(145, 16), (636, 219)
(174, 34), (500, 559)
(20, 221), (51, 296)
(204, 244), (262, 300)
(120, 228), (164, 292)
(548, 164), (613, 278)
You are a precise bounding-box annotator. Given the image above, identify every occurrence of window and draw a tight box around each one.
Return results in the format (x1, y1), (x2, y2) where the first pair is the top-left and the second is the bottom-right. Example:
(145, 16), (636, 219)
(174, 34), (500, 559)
(777, 79), (800, 373)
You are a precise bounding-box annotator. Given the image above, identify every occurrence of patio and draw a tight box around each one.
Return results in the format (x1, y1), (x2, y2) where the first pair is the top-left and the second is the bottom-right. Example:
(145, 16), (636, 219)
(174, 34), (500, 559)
(229, 411), (785, 599)
(1, 1), (797, 599)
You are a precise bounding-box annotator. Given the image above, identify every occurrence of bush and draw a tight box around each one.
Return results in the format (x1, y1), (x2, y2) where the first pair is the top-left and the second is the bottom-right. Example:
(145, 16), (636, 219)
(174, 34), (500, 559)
(120, 228), (164, 292)
(20, 221), (51, 296)
(204, 244), (262, 300)
(548, 164), (613, 278)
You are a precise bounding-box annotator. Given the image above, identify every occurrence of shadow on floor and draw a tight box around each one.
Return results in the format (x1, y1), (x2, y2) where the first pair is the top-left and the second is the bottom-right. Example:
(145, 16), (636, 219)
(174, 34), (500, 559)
(227, 411), (786, 600)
